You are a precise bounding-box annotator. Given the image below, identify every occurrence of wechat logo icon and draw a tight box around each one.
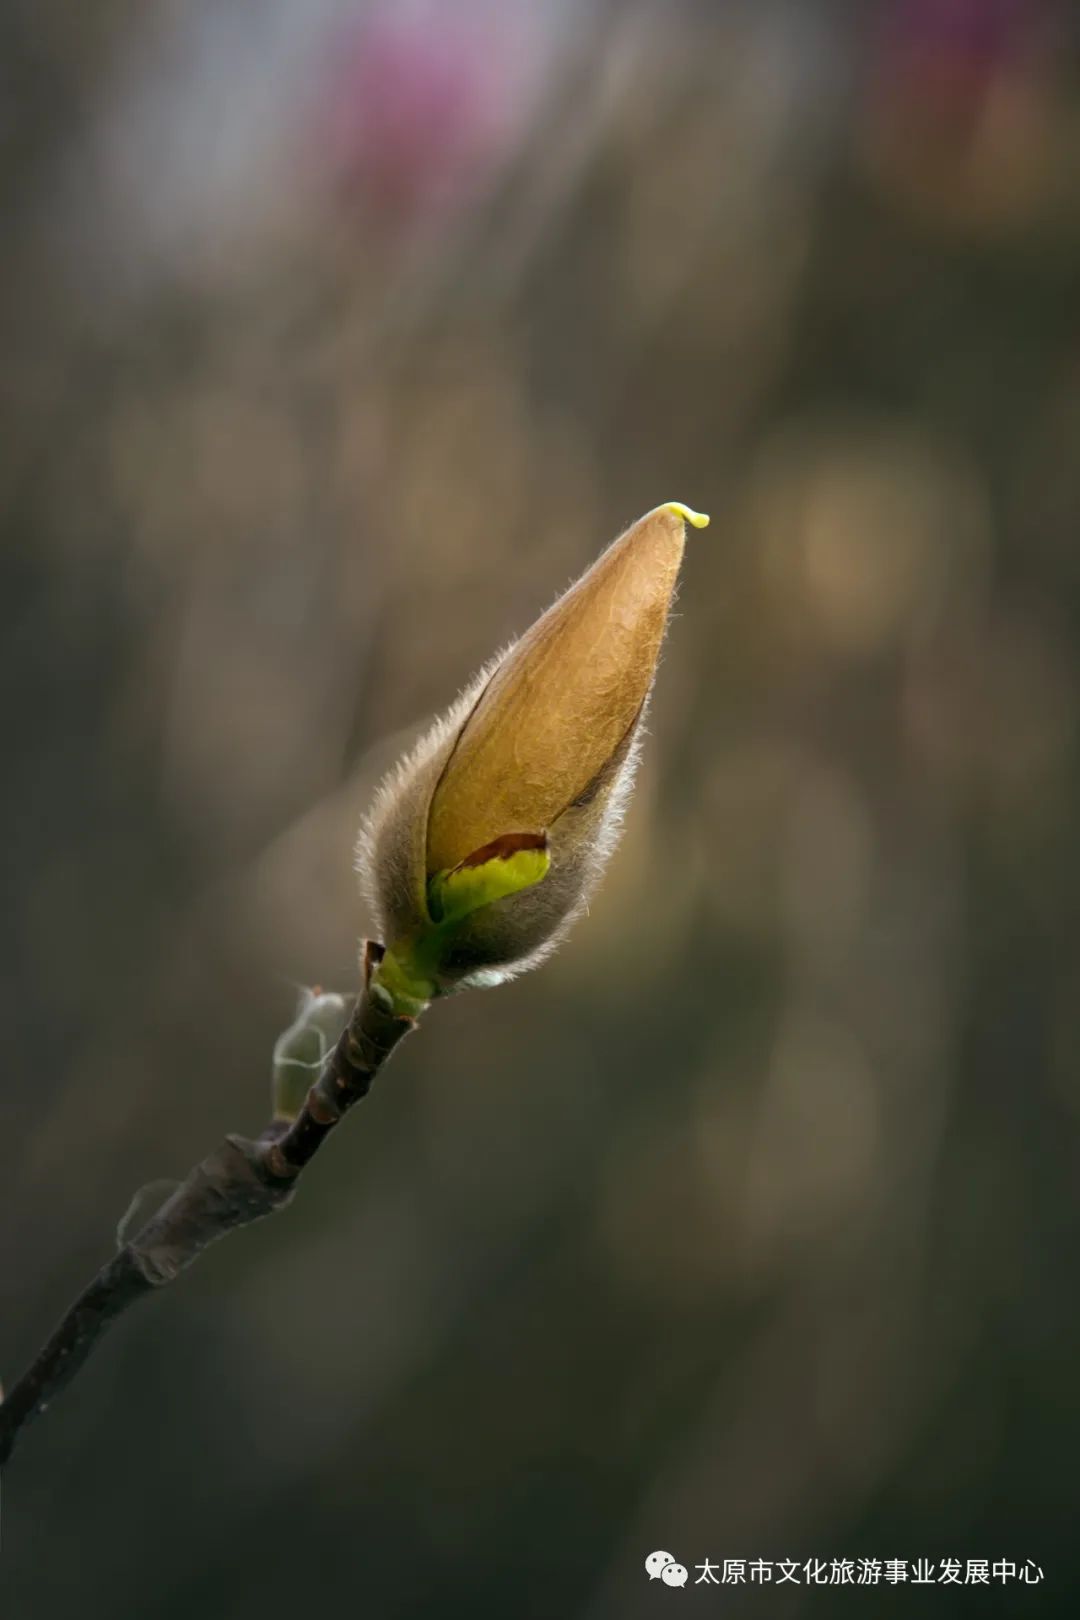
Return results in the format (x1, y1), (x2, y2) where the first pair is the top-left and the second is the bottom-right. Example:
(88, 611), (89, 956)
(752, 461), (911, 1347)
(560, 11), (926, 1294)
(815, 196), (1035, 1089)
(646, 1551), (688, 1587)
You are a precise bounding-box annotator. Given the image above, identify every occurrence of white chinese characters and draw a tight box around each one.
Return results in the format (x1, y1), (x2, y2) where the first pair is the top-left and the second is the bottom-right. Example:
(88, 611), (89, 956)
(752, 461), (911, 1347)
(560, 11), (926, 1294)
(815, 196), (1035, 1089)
(646, 1553), (1045, 1589)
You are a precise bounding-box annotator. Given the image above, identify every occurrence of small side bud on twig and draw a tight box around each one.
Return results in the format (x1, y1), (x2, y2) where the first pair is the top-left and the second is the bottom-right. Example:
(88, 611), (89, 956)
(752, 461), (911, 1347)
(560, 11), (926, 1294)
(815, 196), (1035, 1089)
(271, 989), (349, 1120)
(356, 502), (708, 1008)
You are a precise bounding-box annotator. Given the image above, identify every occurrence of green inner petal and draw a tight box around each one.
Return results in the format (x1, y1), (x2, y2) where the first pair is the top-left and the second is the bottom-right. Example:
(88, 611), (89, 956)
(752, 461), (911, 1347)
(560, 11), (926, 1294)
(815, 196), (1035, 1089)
(376, 835), (551, 1015)
(429, 840), (550, 925)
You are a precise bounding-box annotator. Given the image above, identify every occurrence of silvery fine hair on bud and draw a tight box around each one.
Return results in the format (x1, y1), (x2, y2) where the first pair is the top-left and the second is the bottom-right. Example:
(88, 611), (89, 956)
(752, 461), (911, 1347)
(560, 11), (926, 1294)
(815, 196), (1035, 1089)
(354, 650), (645, 992)
(354, 502), (699, 993)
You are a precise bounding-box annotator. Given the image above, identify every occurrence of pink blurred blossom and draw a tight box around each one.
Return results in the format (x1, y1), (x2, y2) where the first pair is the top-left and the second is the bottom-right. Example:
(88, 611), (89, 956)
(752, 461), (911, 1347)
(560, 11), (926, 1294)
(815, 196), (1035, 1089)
(317, 5), (523, 228)
(871, 0), (1055, 130)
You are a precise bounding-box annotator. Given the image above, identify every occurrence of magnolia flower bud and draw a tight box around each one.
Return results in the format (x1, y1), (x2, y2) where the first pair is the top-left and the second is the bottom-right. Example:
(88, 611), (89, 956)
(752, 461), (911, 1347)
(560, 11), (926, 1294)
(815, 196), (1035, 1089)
(356, 501), (707, 1005)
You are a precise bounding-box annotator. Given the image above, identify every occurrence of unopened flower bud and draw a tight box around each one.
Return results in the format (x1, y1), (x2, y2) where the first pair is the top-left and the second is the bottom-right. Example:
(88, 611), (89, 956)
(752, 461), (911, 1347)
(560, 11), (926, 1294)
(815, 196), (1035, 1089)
(356, 502), (707, 1004)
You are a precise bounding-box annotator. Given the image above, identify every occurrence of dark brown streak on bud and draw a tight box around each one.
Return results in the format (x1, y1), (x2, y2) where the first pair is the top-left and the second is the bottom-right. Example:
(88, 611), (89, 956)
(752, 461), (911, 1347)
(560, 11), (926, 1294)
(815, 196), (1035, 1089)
(424, 660), (503, 844)
(454, 830), (549, 871)
(563, 700), (645, 813)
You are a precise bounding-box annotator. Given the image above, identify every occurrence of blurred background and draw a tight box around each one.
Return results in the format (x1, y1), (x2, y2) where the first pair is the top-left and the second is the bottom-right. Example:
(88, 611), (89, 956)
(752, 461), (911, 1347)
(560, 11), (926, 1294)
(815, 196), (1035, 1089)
(2, 0), (1079, 1614)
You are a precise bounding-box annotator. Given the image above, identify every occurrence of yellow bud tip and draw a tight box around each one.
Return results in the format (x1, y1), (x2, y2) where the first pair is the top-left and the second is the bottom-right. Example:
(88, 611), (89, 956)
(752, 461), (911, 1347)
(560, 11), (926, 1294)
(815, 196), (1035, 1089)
(661, 501), (710, 530)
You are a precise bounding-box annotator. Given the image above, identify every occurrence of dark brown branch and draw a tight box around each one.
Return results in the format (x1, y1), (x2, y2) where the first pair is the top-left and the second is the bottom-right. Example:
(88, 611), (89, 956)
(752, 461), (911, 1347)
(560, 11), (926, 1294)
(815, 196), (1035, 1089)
(0, 941), (416, 1469)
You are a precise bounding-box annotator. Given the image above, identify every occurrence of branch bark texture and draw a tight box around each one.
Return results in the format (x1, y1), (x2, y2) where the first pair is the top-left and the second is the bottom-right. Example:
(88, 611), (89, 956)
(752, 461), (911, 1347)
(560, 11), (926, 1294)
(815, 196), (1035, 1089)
(0, 942), (414, 1468)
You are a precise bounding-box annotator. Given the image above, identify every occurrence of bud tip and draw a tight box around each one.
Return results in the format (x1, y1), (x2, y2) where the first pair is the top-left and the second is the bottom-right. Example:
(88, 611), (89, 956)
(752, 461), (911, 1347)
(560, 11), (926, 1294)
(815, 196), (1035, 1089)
(661, 501), (709, 530)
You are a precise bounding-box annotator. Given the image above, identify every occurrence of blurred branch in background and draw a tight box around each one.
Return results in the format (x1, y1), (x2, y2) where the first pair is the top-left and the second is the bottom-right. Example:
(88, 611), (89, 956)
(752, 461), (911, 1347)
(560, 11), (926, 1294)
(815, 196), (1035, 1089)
(2, 0), (1080, 1615)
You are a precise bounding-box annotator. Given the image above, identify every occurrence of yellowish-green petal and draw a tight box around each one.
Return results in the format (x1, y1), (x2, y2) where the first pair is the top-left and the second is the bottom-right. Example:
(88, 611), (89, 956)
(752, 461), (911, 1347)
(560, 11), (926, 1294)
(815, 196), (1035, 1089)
(429, 836), (550, 925)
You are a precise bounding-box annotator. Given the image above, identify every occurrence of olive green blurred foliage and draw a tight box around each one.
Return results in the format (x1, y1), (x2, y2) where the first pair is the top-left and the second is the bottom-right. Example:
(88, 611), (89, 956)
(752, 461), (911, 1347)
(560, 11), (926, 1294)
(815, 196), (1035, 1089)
(2, 2), (1079, 1616)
